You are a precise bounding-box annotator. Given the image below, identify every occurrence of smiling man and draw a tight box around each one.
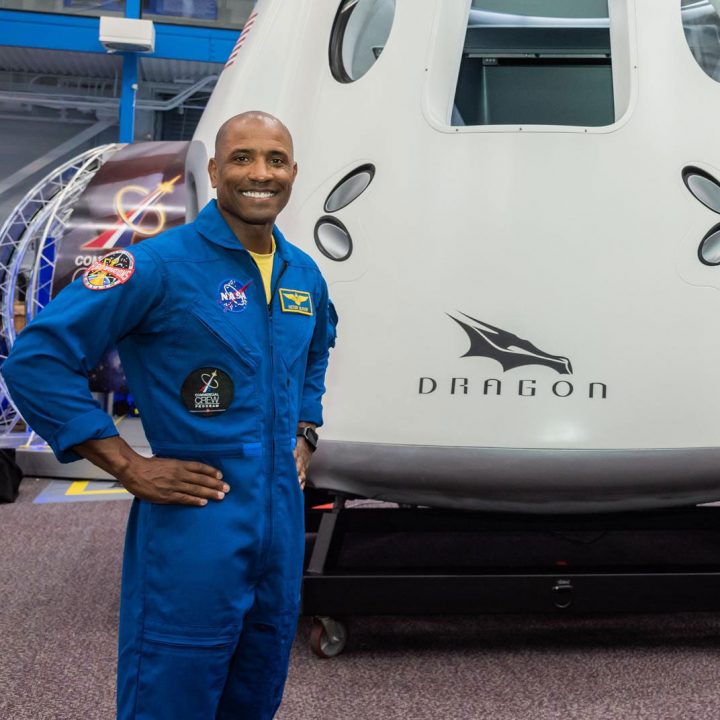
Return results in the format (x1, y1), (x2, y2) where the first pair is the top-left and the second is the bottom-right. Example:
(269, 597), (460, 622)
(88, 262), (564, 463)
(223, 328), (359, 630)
(2, 111), (335, 720)
(211, 112), (296, 248)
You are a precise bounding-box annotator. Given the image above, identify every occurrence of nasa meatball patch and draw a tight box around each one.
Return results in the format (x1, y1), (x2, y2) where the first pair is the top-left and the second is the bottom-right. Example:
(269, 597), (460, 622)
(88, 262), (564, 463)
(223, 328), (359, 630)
(83, 250), (135, 291)
(217, 278), (252, 313)
(181, 367), (234, 416)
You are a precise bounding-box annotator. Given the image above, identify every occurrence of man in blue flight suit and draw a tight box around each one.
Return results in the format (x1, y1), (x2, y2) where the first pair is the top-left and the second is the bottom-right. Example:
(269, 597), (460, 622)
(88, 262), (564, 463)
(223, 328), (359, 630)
(2, 111), (335, 719)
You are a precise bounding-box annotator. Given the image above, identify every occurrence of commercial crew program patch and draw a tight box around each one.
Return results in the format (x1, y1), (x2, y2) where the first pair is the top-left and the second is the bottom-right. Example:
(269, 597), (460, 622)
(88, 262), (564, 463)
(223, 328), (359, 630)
(279, 289), (313, 316)
(218, 278), (252, 313)
(181, 367), (234, 416)
(83, 249), (135, 291)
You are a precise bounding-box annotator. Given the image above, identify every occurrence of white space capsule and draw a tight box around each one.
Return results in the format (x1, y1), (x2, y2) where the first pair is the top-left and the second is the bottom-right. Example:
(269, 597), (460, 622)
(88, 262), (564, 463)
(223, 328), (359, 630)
(11, 0), (696, 512)
(185, 0), (720, 512)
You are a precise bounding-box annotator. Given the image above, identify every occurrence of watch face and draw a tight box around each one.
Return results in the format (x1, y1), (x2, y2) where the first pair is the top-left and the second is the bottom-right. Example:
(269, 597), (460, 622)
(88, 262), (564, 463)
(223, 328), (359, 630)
(302, 427), (318, 449)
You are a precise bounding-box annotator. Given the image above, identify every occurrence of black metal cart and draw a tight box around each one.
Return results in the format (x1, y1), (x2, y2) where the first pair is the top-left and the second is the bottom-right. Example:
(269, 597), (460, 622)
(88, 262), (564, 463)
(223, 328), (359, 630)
(303, 493), (720, 657)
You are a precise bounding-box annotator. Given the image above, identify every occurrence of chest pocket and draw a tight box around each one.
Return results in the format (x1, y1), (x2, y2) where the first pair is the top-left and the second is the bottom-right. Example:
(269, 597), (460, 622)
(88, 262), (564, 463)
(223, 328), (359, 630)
(187, 296), (261, 372)
(275, 305), (316, 370)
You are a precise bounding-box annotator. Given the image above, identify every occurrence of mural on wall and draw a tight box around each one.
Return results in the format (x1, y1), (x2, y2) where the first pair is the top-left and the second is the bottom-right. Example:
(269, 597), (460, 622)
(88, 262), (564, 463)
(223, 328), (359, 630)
(53, 141), (189, 393)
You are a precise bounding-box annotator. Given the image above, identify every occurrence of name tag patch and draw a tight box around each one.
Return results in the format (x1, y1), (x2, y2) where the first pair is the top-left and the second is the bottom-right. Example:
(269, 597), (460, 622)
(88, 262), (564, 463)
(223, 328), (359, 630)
(181, 367), (234, 416)
(83, 250), (135, 291)
(279, 289), (313, 316)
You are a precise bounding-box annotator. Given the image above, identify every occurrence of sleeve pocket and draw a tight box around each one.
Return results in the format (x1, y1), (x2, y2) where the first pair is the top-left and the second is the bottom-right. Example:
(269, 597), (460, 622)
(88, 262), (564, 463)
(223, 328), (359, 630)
(328, 299), (339, 349)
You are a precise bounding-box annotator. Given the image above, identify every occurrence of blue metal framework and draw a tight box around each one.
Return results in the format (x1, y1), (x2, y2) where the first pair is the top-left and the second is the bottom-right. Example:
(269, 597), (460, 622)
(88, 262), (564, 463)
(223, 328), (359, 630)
(126, 0), (140, 19)
(0, 10), (238, 61)
(0, 7), (240, 139)
(120, 52), (138, 142)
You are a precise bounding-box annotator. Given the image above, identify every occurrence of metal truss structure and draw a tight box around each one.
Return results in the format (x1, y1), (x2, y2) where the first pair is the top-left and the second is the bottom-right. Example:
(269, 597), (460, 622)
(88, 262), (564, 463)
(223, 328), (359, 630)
(0, 144), (121, 442)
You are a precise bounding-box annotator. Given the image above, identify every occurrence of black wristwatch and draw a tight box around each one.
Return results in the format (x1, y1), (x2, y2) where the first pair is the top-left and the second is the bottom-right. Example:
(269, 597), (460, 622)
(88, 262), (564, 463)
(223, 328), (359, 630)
(297, 426), (319, 452)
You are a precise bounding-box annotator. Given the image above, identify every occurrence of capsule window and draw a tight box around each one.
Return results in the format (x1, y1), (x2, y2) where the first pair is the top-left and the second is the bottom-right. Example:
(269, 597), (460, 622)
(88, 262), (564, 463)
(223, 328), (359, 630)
(683, 167), (720, 214)
(681, 0), (720, 83)
(315, 217), (353, 261)
(452, 0), (615, 127)
(329, 0), (396, 83)
(324, 164), (375, 212)
(699, 224), (720, 265)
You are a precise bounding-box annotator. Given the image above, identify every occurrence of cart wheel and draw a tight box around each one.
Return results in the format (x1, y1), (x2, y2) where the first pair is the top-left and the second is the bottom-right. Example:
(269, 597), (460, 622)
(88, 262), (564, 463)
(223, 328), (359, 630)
(310, 616), (348, 658)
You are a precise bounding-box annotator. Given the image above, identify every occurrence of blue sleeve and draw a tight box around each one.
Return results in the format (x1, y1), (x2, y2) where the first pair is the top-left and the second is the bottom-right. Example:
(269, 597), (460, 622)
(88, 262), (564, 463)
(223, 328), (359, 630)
(1, 246), (166, 463)
(298, 276), (336, 427)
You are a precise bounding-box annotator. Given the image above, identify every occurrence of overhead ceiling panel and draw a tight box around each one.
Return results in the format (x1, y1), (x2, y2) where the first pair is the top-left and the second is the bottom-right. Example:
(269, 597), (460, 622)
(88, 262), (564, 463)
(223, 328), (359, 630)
(0, 47), (221, 84)
(139, 57), (223, 84)
(0, 46), (121, 78)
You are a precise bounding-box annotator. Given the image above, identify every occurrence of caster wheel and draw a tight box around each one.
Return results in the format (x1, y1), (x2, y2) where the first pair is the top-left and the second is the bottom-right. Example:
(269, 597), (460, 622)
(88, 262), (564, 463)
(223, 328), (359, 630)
(310, 616), (348, 658)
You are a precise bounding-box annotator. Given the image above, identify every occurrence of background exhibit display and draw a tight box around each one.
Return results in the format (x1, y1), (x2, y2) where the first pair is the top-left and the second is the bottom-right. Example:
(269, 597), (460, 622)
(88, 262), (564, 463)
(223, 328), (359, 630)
(5, 0), (720, 513)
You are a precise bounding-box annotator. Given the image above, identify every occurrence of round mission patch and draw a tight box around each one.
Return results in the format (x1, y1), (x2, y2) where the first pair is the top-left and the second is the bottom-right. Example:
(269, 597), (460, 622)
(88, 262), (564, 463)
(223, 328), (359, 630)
(217, 278), (251, 313)
(181, 367), (234, 416)
(83, 249), (135, 291)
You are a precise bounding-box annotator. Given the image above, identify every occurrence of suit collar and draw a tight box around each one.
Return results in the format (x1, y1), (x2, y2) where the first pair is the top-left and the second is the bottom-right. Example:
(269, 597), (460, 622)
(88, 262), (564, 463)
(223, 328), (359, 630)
(194, 200), (290, 261)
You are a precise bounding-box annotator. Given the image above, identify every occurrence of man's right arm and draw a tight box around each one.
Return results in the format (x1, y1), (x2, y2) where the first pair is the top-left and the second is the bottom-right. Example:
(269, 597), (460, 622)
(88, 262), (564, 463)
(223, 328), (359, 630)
(2, 247), (228, 506)
(74, 436), (228, 506)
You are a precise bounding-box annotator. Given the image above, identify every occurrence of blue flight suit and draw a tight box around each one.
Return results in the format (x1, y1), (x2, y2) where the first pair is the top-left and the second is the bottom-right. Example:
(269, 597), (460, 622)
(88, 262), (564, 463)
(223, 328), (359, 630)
(2, 200), (335, 719)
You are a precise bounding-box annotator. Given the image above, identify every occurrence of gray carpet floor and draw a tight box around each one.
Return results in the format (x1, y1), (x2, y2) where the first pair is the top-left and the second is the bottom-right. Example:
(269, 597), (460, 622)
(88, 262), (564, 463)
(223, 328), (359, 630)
(2, 479), (720, 720)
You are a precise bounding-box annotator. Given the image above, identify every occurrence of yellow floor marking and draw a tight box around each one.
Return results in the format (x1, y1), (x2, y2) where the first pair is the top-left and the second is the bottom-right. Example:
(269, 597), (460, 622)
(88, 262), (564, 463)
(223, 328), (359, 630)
(65, 480), (129, 496)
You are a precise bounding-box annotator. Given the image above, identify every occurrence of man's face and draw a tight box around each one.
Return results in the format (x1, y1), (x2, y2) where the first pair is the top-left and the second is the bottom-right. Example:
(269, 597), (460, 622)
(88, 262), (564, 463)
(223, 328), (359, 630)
(208, 118), (298, 227)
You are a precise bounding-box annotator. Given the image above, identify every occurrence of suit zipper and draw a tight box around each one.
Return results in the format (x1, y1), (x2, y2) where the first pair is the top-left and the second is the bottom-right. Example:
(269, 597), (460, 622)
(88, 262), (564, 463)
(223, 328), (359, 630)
(268, 260), (289, 454)
(262, 260), (288, 570)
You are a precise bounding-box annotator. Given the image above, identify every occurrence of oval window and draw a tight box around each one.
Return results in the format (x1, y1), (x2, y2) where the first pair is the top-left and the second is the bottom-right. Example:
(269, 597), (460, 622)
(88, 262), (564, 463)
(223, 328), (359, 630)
(315, 217), (353, 261)
(699, 224), (720, 265)
(683, 166), (720, 213)
(681, 0), (720, 83)
(329, 0), (396, 83)
(324, 164), (375, 212)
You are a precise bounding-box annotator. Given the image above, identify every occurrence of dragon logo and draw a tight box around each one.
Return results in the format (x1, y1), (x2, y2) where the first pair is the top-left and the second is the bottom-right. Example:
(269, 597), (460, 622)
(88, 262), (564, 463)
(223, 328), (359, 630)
(449, 313), (572, 375)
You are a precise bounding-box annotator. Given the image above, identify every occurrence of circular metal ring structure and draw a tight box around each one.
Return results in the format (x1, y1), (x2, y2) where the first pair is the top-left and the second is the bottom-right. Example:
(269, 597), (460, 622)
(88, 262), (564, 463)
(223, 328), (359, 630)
(0, 143), (121, 438)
